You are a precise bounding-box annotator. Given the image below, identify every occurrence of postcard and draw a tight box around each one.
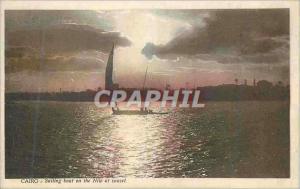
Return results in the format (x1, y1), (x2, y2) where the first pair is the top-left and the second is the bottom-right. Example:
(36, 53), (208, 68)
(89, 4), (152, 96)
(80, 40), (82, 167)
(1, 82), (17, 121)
(0, 1), (299, 188)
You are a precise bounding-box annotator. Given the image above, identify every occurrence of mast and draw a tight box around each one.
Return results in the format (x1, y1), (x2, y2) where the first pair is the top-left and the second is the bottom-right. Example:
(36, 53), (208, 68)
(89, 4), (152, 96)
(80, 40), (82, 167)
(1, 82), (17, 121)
(105, 44), (114, 90)
(142, 64), (149, 90)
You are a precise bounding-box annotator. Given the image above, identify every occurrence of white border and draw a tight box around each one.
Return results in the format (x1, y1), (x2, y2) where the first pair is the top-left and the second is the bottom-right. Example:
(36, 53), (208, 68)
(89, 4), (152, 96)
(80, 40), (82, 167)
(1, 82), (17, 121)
(0, 1), (299, 189)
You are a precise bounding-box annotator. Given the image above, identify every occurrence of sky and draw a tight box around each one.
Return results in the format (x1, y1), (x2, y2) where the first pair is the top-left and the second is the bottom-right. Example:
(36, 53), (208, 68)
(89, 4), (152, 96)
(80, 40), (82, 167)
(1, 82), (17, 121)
(5, 9), (289, 92)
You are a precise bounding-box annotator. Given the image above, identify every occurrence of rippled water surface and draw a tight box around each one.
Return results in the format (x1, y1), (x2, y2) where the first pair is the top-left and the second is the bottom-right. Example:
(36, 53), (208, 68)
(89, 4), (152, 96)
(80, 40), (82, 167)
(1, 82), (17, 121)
(5, 101), (289, 178)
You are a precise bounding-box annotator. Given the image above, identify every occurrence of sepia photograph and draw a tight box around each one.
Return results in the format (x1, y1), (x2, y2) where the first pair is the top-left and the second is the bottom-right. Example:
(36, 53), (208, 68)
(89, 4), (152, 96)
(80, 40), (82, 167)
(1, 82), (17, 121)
(0, 1), (299, 189)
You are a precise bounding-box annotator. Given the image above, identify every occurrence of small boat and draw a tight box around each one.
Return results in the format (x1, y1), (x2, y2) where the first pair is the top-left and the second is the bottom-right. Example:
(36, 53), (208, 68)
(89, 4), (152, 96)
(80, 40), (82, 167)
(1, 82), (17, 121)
(104, 44), (169, 116)
(112, 109), (168, 115)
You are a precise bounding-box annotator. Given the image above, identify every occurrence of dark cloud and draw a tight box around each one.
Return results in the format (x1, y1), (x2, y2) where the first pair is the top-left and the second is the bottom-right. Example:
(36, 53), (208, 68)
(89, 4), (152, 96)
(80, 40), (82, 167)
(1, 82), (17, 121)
(6, 23), (131, 55)
(5, 46), (37, 58)
(5, 50), (106, 73)
(5, 10), (112, 31)
(5, 11), (131, 73)
(142, 9), (289, 64)
(5, 10), (131, 73)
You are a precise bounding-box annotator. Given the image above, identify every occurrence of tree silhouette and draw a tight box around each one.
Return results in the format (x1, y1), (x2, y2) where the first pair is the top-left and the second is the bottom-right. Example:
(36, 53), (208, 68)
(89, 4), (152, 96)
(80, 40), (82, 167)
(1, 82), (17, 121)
(234, 78), (238, 85)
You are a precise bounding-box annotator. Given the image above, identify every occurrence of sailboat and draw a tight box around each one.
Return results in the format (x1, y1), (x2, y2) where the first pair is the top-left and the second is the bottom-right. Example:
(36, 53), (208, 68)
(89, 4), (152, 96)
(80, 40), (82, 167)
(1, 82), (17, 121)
(104, 44), (168, 115)
(105, 44), (115, 90)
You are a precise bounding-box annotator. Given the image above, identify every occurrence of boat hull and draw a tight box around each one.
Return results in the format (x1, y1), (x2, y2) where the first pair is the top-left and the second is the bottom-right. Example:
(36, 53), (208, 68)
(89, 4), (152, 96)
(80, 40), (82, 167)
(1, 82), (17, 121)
(112, 110), (168, 115)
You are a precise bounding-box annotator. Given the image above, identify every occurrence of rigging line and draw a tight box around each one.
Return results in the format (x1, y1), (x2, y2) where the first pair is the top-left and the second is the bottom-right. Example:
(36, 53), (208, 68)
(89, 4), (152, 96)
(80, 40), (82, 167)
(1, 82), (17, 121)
(142, 64), (149, 90)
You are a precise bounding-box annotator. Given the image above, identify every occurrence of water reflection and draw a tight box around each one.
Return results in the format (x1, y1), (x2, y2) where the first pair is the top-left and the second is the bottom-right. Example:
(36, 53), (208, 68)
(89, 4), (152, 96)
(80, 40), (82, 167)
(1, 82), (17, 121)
(87, 111), (176, 177)
(113, 115), (162, 177)
(81, 103), (209, 177)
(6, 101), (289, 178)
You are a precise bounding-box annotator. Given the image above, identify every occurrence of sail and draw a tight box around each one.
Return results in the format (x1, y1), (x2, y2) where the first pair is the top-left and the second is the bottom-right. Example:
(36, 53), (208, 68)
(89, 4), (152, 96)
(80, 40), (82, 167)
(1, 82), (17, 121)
(105, 44), (114, 90)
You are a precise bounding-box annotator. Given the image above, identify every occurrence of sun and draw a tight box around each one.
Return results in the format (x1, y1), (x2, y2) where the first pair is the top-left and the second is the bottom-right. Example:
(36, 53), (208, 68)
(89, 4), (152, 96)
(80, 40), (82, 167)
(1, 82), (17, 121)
(113, 11), (188, 48)
(109, 11), (190, 78)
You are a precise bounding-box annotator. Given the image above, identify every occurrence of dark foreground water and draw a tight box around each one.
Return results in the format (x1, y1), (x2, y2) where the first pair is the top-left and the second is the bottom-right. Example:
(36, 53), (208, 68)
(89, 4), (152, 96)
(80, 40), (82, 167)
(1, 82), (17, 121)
(5, 101), (289, 178)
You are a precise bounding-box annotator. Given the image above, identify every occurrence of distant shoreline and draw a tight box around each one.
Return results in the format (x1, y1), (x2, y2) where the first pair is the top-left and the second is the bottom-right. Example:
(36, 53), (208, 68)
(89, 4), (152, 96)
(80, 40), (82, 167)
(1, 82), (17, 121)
(5, 83), (289, 102)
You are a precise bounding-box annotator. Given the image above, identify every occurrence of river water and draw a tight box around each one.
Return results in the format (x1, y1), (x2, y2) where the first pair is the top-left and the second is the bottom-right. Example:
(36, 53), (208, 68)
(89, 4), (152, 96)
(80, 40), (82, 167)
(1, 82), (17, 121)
(5, 101), (289, 178)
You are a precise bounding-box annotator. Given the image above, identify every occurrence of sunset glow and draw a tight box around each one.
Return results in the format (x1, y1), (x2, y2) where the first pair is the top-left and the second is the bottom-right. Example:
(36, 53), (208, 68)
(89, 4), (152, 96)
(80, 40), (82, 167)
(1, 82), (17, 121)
(5, 10), (289, 92)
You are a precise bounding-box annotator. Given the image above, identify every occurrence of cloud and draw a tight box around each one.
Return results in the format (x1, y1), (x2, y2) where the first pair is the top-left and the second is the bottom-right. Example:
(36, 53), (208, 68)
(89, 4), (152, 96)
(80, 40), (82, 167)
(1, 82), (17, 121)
(6, 23), (131, 55)
(5, 10), (113, 31)
(141, 9), (289, 64)
(5, 11), (132, 73)
(5, 10), (290, 92)
(5, 50), (107, 73)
